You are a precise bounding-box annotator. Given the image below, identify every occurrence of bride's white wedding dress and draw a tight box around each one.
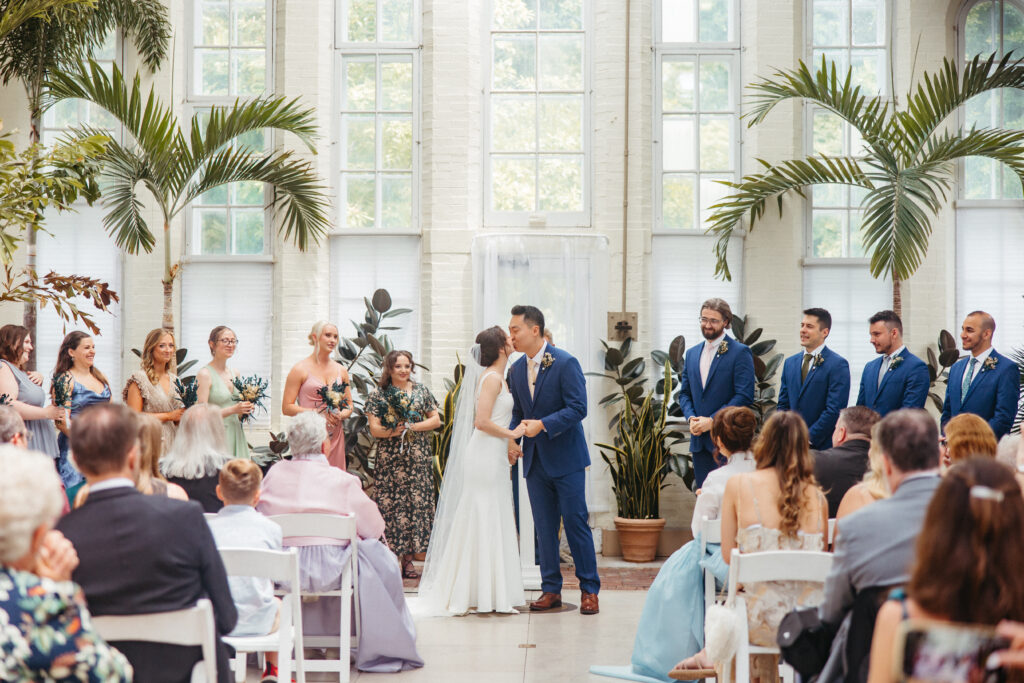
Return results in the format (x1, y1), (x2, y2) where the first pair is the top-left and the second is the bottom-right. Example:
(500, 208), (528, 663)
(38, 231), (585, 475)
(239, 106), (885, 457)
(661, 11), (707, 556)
(417, 369), (525, 615)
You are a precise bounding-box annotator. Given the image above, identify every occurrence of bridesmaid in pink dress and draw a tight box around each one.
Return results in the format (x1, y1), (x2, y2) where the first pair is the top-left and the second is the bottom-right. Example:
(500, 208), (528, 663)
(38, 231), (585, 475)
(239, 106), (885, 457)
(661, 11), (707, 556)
(281, 321), (354, 470)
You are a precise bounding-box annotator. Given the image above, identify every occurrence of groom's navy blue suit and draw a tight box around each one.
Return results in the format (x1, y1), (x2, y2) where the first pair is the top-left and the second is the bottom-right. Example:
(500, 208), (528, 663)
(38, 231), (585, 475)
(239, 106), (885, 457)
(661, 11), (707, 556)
(510, 343), (600, 596)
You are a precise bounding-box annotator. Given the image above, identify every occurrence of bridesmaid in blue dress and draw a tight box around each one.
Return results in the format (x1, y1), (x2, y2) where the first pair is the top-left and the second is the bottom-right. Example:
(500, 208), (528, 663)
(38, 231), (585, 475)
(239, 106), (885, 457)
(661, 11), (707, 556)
(52, 332), (112, 495)
(0, 325), (62, 460)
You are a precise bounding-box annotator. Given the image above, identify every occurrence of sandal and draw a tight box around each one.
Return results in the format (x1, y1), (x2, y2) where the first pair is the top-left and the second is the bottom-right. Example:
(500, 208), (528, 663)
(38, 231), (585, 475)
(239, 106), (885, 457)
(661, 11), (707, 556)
(402, 560), (419, 579)
(668, 653), (716, 681)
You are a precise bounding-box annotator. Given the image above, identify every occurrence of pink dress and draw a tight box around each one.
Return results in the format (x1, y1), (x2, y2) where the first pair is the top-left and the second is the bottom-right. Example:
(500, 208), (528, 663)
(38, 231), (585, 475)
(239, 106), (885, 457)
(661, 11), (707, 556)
(297, 371), (347, 470)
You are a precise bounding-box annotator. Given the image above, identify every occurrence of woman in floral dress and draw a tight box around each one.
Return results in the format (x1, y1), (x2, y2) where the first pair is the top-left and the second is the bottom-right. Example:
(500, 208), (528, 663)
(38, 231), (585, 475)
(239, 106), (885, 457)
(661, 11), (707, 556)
(366, 350), (440, 578)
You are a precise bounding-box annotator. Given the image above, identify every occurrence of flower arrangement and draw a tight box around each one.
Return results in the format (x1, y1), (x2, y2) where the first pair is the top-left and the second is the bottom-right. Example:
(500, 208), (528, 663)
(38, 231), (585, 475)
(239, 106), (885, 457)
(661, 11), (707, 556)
(371, 385), (422, 452)
(0, 394), (11, 405)
(316, 380), (350, 413)
(717, 339), (729, 356)
(174, 377), (199, 409)
(51, 373), (72, 423)
(541, 352), (555, 370)
(231, 374), (269, 424)
(983, 356), (999, 372)
(813, 354), (826, 369)
(888, 355), (904, 372)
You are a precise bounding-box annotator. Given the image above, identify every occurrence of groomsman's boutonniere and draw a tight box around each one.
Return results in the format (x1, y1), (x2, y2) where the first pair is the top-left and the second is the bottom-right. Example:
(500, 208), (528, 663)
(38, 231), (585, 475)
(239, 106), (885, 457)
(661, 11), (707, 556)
(983, 356), (999, 372)
(541, 353), (554, 371)
(888, 356), (904, 372)
(813, 354), (826, 369)
(717, 340), (729, 356)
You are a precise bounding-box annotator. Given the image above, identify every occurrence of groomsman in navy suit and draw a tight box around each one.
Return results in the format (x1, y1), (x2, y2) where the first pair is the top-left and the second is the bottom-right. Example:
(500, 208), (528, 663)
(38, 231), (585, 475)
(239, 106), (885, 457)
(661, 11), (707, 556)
(677, 298), (755, 488)
(856, 310), (930, 416)
(777, 308), (851, 450)
(941, 311), (1021, 439)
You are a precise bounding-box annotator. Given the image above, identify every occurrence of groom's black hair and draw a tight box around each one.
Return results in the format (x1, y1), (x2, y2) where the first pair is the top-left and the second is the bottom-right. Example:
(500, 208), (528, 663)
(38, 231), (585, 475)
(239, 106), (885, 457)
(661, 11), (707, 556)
(511, 305), (545, 335)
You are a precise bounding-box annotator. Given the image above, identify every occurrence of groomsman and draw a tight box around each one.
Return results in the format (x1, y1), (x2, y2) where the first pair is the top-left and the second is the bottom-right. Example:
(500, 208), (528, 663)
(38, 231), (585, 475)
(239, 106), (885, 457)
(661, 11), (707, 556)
(777, 308), (851, 450)
(856, 310), (930, 416)
(941, 311), (1021, 440)
(677, 298), (755, 488)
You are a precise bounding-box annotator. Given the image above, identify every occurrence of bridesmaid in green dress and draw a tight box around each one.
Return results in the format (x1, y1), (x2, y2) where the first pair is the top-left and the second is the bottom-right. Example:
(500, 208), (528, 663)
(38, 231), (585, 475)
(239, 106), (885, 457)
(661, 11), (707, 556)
(195, 325), (253, 459)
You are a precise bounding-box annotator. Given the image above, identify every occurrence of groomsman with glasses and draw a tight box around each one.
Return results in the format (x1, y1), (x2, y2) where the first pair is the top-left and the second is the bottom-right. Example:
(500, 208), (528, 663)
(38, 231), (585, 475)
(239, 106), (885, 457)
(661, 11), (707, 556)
(941, 311), (1021, 440)
(777, 308), (851, 450)
(856, 310), (930, 416)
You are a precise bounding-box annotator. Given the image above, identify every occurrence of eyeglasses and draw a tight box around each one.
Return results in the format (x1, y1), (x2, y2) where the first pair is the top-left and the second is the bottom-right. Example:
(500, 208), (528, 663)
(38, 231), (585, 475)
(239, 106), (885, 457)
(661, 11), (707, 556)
(698, 317), (725, 325)
(218, 338), (239, 346)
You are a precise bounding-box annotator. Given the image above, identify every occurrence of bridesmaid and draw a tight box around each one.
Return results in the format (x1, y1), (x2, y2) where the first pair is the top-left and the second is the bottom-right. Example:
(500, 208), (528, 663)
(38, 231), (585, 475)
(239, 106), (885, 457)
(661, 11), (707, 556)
(0, 325), (62, 459)
(195, 325), (253, 459)
(124, 328), (184, 452)
(282, 321), (354, 470)
(52, 332), (112, 496)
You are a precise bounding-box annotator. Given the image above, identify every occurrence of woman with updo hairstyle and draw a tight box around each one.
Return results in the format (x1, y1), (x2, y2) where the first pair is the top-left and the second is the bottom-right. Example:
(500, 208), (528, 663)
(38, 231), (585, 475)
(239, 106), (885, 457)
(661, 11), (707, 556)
(867, 458), (1024, 683)
(942, 412), (998, 471)
(196, 325), (253, 459)
(124, 328), (184, 453)
(623, 406), (759, 680)
(366, 349), (441, 578)
(282, 321), (353, 470)
(0, 324), (62, 461)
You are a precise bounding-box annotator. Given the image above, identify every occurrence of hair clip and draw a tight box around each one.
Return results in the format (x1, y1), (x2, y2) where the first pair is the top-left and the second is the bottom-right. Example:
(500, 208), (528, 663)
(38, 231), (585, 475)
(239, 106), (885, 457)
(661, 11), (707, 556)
(1017, 463), (1024, 474)
(970, 485), (1005, 502)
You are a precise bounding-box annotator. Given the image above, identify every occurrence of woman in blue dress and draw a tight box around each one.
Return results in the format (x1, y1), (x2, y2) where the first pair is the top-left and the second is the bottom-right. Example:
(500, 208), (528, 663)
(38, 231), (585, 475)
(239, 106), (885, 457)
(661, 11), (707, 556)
(52, 332), (111, 497)
(591, 406), (758, 682)
(0, 325), (62, 461)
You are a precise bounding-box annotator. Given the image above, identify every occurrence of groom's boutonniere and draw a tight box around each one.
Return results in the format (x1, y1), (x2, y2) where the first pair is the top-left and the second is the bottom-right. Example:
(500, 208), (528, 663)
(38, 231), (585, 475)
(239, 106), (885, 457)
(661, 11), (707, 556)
(541, 353), (554, 371)
(887, 355), (904, 372)
(813, 354), (825, 369)
(983, 356), (998, 372)
(716, 340), (729, 356)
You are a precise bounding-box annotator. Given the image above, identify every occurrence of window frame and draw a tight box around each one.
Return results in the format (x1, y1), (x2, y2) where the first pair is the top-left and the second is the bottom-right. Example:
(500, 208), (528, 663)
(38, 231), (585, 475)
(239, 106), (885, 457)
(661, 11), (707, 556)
(653, 0), (741, 49)
(482, 0), (593, 229)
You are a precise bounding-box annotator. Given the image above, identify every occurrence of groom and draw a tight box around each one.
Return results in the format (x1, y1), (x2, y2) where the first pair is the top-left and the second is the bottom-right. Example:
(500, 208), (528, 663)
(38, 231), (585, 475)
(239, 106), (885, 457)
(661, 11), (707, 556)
(508, 305), (600, 615)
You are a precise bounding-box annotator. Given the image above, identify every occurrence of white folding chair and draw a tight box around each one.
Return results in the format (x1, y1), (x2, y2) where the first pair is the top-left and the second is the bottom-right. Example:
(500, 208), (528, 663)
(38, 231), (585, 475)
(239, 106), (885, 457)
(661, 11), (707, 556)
(218, 547), (305, 683)
(719, 550), (834, 683)
(269, 513), (359, 682)
(699, 516), (724, 611)
(827, 518), (837, 546)
(92, 598), (218, 683)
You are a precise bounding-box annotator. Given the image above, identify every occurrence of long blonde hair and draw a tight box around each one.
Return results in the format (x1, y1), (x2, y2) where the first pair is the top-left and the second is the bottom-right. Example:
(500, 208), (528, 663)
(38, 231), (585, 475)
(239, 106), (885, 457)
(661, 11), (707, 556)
(861, 430), (890, 501)
(752, 411), (819, 537)
(135, 413), (166, 495)
(140, 328), (176, 385)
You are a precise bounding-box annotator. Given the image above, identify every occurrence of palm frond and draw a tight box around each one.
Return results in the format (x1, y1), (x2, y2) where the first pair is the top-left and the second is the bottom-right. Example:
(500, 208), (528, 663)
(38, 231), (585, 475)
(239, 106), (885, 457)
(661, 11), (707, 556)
(94, 138), (157, 253)
(921, 126), (1024, 191)
(706, 155), (871, 279)
(0, 0), (91, 41)
(84, 0), (170, 71)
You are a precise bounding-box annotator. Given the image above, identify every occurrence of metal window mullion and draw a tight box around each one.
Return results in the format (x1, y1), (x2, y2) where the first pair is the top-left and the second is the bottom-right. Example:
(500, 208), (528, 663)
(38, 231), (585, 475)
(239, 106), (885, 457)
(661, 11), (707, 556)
(534, 31), (541, 213)
(375, 54), (383, 229)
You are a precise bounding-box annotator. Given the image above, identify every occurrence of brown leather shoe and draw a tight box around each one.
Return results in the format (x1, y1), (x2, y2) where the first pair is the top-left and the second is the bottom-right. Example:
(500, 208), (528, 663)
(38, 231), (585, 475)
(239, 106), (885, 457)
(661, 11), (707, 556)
(580, 592), (599, 615)
(529, 592), (562, 611)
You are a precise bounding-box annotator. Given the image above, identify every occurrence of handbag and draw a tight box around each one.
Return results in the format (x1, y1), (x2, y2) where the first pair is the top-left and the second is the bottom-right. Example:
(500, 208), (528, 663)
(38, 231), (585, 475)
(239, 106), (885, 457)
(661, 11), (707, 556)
(777, 606), (836, 679)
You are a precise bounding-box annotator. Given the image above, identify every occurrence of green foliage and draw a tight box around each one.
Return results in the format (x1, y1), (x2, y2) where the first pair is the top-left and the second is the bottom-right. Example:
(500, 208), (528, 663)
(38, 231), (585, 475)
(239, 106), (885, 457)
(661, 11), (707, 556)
(430, 359), (465, 495)
(0, 0), (93, 42)
(729, 316), (784, 429)
(1010, 347), (1024, 434)
(925, 329), (959, 413)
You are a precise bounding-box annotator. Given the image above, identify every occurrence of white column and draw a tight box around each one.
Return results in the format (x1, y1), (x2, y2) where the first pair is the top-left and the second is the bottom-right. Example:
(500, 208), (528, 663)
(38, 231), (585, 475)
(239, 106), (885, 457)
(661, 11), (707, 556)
(518, 466), (542, 590)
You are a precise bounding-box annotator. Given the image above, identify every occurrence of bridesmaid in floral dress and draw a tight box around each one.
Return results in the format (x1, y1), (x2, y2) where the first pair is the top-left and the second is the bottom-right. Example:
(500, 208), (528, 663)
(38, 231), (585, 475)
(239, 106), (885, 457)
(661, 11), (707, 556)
(195, 325), (253, 459)
(282, 321), (354, 469)
(124, 328), (184, 453)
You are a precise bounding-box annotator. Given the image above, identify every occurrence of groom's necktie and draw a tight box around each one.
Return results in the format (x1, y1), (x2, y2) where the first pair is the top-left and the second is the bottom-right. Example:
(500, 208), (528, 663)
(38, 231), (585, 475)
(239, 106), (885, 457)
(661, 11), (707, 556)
(877, 355), (890, 388)
(960, 357), (978, 403)
(528, 358), (538, 398)
(801, 353), (814, 383)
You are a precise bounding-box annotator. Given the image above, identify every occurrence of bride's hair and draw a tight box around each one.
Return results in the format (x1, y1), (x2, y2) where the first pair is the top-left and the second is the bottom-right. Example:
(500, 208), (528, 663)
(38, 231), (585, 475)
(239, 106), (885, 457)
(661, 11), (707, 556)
(475, 326), (507, 366)
(752, 411), (818, 537)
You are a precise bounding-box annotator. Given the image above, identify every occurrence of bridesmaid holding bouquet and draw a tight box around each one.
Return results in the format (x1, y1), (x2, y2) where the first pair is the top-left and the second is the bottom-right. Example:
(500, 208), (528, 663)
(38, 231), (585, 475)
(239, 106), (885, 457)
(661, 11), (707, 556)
(195, 325), (253, 459)
(124, 328), (185, 453)
(281, 320), (354, 470)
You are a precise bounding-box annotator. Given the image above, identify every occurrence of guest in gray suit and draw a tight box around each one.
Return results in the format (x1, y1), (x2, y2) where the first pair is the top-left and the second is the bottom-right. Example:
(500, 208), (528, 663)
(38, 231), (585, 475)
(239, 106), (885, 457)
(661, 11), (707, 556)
(817, 409), (941, 683)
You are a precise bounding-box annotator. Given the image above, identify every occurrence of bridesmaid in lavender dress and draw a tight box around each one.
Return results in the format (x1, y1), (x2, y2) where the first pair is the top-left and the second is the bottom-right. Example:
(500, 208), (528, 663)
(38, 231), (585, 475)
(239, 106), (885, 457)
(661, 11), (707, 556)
(281, 321), (354, 470)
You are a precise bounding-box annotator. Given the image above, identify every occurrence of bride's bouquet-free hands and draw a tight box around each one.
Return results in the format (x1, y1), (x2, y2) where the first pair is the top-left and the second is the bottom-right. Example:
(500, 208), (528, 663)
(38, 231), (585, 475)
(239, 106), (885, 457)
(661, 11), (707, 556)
(231, 375), (269, 424)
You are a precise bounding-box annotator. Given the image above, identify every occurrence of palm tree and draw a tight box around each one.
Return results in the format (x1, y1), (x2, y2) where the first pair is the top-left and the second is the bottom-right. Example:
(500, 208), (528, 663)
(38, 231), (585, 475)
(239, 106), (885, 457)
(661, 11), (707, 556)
(47, 61), (331, 334)
(0, 0), (91, 41)
(706, 53), (1024, 316)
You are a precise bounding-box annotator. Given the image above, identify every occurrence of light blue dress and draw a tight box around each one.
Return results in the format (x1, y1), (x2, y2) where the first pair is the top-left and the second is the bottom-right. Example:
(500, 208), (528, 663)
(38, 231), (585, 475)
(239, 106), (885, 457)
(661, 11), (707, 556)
(55, 380), (111, 489)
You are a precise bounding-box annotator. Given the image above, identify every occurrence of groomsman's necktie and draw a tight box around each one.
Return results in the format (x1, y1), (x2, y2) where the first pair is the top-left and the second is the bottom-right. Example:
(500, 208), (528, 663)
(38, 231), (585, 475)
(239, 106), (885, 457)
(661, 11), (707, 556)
(801, 353), (814, 383)
(960, 357), (978, 403)
(528, 358), (538, 398)
(877, 355), (890, 388)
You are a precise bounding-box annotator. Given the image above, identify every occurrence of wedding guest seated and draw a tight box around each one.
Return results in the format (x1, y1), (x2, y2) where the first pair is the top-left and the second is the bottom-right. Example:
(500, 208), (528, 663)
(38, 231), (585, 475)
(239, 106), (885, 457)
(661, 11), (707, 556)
(941, 413), (997, 471)
(0, 445), (132, 681)
(593, 407), (757, 683)
(996, 433), (1024, 489)
(814, 406), (880, 517)
(867, 458), (1024, 683)
(257, 411), (423, 673)
(160, 404), (231, 513)
(0, 404), (28, 447)
(207, 459), (285, 683)
(835, 437), (890, 521)
(56, 403), (238, 683)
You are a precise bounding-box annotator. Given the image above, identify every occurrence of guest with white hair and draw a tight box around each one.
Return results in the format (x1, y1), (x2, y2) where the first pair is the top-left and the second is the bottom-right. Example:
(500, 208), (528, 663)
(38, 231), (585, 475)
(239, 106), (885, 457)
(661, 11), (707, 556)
(160, 404), (231, 512)
(0, 445), (132, 681)
(257, 411), (423, 673)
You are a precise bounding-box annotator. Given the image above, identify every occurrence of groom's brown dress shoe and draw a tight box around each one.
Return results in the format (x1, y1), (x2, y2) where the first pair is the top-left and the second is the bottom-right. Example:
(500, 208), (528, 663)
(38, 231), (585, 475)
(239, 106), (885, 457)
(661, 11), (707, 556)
(529, 592), (562, 611)
(580, 592), (599, 615)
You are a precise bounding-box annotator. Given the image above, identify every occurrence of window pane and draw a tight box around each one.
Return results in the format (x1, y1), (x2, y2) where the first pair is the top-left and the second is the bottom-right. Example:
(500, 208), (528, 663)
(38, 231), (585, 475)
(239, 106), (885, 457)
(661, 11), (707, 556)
(1001, 167), (1024, 199)
(850, 49), (884, 92)
(539, 95), (582, 152)
(48, 100), (81, 129)
(964, 156), (998, 200)
(699, 58), (730, 110)
(344, 58), (377, 111)
(233, 1), (266, 46)
(198, 1), (229, 44)
(493, 35), (536, 90)
(492, 95), (537, 152)
(539, 156), (582, 211)
(199, 208), (228, 254)
(1006, 2), (1024, 53)
(344, 174), (376, 227)
(699, 116), (730, 170)
(662, 174), (696, 229)
(233, 50), (265, 96)
(493, 0), (536, 30)
(699, 174), (730, 226)
(964, 2), (996, 57)
(196, 49), (229, 96)
(381, 59), (413, 110)
(662, 58), (695, 111)
(381, 0), (414, 41)
(663, 115), (696, 170)
(381, 116), (413, 170)
(94, 28), (118, 60)
(814, 183), (846, 207)
(849, 211), (866, 257)
(661, 0), (696, 42)
(198, 185), (228, 205)
(851, 0), (884, 46)
(345, 0), (377, 42)
(965, 90), (995, 129)
(849, 184), (868, 206)
(540, 0), (582, 29)
(813, 48), (848, 76)
(813, 0), (848, 45)
(698, 0), (730, 42)
(812, 209), (845, 257)
(492, 157), (536, 211)
(538, 35), (582, 90)
(232, 208), (265, 254)
(813, 109), (843, 156)
(233, 128), (267, 154)
(382, 174), (413, 228)
(344, 114), (376, 169)
(232, 181), (264, 205)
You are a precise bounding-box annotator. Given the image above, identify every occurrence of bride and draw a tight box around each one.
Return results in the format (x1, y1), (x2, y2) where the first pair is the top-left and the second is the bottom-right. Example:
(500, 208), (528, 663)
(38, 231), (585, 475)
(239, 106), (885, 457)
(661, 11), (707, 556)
(417, 326), (527, 615)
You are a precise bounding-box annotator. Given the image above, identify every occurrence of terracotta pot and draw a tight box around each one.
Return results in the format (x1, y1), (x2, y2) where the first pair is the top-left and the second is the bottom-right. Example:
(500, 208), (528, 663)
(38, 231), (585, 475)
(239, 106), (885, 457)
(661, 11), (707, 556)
(614, 516), (666, 562)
